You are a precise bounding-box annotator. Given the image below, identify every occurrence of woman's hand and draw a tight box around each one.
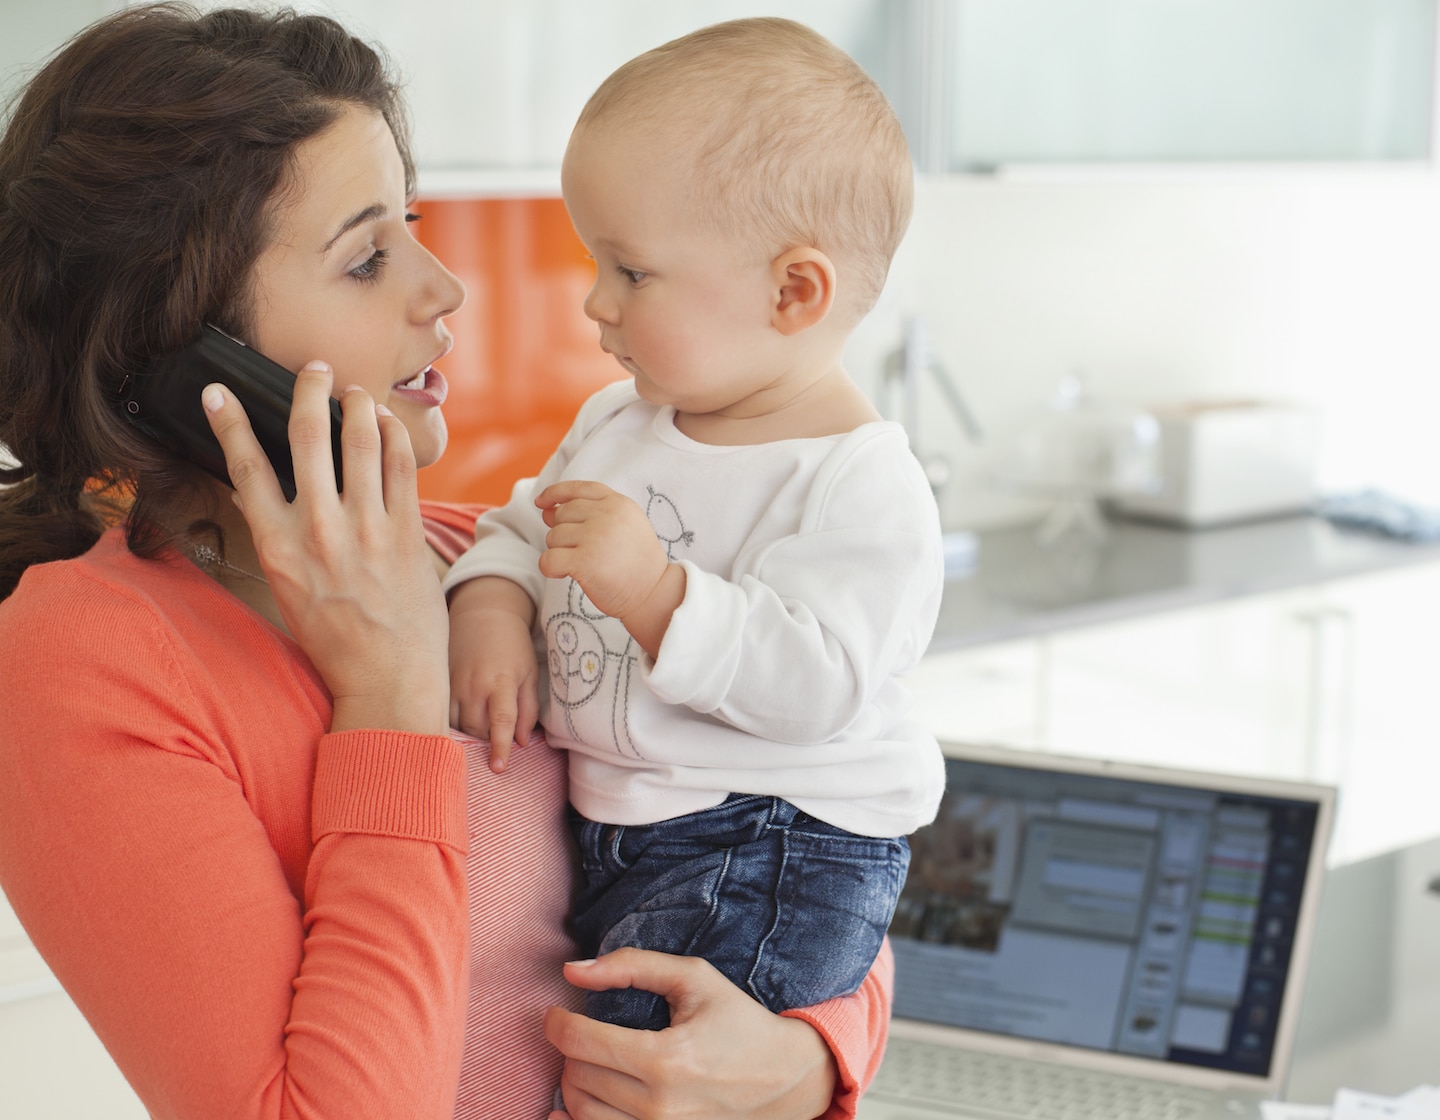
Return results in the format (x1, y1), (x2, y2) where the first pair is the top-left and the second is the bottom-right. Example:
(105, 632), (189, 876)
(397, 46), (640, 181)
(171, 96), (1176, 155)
(203, 364), (449, 734)
(543, 949), (837, 1120)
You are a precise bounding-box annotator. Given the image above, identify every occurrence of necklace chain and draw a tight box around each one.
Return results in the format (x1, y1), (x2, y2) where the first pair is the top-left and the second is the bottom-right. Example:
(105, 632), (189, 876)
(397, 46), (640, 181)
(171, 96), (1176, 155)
(190, 543), (268, 585)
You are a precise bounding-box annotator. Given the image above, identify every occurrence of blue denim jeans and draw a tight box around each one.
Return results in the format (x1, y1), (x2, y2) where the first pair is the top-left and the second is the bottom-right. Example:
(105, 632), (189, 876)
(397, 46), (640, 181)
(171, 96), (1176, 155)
(567, 794), (909, 1031)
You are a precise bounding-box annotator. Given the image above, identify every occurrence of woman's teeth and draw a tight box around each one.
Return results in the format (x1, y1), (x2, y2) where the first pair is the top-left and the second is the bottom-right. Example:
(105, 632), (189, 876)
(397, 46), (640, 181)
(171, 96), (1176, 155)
(399, 368), (428, 390)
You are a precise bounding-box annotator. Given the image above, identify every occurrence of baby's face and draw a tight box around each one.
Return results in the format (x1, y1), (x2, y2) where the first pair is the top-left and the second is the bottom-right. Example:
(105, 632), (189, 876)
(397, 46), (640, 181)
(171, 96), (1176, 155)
(561, 122), (784, 419)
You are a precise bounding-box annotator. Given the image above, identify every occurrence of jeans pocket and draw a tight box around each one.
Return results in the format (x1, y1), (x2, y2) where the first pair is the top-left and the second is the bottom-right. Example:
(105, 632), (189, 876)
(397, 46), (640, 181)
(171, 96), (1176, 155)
(747, 831), (909, 1011)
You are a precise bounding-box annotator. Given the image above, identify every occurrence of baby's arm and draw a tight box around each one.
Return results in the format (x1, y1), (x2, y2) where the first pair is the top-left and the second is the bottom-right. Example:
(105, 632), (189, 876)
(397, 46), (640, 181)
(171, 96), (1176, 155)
(534, 479), (687, 659)
(448, 575), (540, 772)
(646, 429), (944, 745)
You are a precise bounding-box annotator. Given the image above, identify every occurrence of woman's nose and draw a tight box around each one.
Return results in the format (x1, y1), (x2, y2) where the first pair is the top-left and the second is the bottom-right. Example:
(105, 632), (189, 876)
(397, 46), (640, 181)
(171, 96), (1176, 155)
(419, 245), (467, 320)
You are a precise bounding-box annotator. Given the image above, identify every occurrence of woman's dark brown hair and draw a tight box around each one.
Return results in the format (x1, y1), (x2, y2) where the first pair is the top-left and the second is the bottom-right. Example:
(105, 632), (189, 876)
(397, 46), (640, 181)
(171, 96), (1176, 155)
(0, 3), (414, 598)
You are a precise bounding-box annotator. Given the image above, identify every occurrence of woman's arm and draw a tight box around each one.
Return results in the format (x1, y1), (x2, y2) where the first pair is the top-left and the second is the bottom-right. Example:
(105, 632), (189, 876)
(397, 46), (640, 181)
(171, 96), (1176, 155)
(0, 572), (471, 1120)
(52, 369), (466, 1117)
(543, 945), (892, 1120)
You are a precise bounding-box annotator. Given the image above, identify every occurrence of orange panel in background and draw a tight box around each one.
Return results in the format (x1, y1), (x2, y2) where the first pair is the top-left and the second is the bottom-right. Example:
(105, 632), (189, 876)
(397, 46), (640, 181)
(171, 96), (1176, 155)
(411, 197), (619, 505)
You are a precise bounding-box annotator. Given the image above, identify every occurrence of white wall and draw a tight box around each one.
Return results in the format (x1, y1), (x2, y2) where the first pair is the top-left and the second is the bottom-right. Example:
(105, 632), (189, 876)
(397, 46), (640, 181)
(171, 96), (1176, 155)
(0, 1), (115, 109)
(846, 167), (1440, 529)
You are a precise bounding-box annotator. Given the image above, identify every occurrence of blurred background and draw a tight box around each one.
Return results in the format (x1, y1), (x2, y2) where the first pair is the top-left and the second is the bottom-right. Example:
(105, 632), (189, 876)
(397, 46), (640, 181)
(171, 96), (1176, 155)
(4, 6), (1440, 1112)
(8, 0), (1438, 526)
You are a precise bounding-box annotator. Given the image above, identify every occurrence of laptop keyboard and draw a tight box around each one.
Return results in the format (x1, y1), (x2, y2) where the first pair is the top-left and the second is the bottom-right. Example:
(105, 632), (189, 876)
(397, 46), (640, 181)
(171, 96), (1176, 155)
(872, 1038), (1213, 1120)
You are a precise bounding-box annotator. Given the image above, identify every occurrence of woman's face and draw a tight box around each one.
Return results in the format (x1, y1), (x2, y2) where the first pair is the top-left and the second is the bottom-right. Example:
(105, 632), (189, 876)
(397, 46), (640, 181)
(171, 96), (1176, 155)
(247, 106), (465, 469)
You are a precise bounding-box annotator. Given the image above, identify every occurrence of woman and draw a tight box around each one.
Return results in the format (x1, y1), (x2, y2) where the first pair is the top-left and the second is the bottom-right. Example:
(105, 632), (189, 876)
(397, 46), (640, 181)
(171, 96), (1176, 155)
(0, 5), (890, 1119)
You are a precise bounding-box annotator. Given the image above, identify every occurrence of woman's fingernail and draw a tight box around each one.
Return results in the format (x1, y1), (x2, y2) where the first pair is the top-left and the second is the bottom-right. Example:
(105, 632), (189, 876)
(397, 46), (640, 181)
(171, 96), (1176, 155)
(375, 403), (393, 417)
(202, 385), (224, 413)
(565, 959), (597, 968)
(303, 360), (330, 373)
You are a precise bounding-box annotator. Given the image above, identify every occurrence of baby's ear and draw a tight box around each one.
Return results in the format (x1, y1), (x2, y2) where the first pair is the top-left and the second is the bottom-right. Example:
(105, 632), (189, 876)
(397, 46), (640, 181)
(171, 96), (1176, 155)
(770, 247), (836, 335)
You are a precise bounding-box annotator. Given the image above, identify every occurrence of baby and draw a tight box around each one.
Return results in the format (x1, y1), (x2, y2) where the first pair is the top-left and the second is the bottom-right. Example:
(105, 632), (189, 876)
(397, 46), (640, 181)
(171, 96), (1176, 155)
(444, 17), (946, 1030)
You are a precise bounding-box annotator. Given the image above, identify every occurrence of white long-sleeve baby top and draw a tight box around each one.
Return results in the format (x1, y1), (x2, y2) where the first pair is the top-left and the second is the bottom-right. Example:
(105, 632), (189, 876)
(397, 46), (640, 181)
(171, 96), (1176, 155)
(444, 381), (947, 838)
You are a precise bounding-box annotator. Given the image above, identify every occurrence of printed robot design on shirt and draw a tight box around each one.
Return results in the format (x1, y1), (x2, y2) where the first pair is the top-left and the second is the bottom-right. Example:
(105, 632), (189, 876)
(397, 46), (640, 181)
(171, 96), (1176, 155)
(545, 485), (693, 758)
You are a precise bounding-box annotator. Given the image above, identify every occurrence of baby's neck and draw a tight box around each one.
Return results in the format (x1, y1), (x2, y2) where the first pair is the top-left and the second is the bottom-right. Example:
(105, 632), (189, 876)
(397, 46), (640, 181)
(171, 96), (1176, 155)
(674, 369), (880, 446)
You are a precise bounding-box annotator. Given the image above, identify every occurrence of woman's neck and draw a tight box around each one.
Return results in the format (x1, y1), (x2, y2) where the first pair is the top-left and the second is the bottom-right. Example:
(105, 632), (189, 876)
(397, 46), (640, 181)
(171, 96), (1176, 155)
(170, 487), (288, 631)
(168, 484), (450, 632)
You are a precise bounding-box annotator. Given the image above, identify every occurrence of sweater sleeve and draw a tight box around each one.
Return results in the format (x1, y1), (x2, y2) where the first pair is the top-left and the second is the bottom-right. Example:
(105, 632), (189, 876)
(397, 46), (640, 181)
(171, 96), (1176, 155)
(0, 567), (470, 1120)
(646, 426), (945, 745)
(781, 939), (895, 1118)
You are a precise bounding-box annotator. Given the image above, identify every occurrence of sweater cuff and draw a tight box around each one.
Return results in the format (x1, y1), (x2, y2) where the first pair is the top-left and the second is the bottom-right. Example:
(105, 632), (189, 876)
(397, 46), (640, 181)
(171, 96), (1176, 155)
(312, 730), (468, 852)
(781, 1002), (862, 1120)
(779, 937), (894, 1120)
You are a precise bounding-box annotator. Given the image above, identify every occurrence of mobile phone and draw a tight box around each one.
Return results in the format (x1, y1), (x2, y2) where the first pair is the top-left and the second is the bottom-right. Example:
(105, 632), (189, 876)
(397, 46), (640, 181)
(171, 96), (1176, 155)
(120, 324), (344, 500)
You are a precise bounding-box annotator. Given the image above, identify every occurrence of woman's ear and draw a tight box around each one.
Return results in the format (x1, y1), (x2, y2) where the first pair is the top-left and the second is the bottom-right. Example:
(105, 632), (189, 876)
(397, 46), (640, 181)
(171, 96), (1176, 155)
(770, 248), (836, 336)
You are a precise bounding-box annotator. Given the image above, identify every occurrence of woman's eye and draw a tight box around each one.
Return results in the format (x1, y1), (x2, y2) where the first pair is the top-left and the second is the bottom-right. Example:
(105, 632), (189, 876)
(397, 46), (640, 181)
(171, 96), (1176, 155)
(349, 248), (389, 283)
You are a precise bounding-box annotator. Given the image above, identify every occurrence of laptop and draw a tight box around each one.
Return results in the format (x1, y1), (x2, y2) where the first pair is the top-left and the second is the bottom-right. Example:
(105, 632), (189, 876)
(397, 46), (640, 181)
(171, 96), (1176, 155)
(861, 742), (1335, 1120)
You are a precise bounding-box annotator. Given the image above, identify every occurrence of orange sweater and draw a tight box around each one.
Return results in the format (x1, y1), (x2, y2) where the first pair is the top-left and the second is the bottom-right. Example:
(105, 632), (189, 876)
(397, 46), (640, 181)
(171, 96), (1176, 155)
(0, 503), (889, 1118)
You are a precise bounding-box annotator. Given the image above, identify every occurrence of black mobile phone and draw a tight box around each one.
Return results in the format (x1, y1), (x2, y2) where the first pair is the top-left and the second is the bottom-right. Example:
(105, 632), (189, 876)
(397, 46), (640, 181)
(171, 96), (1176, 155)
(120, 325), (344, 500)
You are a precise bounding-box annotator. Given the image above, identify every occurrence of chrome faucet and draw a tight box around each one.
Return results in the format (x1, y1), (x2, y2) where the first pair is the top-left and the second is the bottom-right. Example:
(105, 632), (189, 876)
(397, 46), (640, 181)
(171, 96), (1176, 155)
(879, 316), (983, 495)
(879, 317), (984, 576)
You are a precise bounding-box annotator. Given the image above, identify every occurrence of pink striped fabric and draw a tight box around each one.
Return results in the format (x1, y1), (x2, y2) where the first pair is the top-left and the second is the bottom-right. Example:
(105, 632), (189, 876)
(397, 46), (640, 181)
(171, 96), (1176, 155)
(454, 731), (581, 1118)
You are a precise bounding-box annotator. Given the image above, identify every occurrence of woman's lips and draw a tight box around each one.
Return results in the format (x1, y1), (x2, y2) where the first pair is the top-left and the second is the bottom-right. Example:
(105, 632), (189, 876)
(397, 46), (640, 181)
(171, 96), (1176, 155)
(390, 365), (449, 407)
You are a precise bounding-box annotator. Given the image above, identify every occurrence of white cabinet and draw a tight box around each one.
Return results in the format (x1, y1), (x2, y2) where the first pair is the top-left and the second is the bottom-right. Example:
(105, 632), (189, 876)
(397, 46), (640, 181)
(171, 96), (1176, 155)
(941, 0), (1437, 170)
(340, 0), (905, 174)
(919, 559), (1440, 864)
(0, 887), (55, 1001)
(909, 639), (1046, 748)
(1043, 590), (1320, 777)
(0, 892), (144, 1118)
(1309, 565), (1440, 861)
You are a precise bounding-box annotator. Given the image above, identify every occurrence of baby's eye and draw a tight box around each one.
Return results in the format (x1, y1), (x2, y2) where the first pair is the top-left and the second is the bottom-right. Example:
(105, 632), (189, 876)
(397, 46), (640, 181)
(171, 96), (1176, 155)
(617, 265), (647, 285)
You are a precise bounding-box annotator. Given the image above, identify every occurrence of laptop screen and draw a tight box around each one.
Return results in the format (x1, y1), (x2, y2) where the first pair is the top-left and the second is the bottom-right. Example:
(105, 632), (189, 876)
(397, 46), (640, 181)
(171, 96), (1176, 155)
(889, 753), (1328, 1081)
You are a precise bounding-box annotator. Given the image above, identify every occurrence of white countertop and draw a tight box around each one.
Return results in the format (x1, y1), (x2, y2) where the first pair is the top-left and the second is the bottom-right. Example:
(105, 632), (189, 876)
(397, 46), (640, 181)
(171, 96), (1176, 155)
(932, 514), (1440, 651)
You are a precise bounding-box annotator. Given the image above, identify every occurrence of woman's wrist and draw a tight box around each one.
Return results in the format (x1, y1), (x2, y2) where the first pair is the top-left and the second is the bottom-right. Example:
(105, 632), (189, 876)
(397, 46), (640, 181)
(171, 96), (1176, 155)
(776, 1013), (840, 1119)
(330, 685), (449, 736)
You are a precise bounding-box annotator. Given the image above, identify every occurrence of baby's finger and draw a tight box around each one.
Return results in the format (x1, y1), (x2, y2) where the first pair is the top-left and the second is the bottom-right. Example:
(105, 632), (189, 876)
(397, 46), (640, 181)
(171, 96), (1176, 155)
(534, 479), (613, 510)
(537, 546), (578, 582)
(452, 695), (490, 741)
(488, 735), (514, 774)
(487, 690), (518, 772)
(544, 522), (587, 552)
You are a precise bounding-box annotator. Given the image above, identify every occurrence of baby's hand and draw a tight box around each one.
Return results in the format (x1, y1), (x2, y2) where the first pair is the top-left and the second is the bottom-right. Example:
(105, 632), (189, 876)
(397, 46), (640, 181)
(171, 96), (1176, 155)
(534, 481), (671, 623)
(448, 582), (540, 774)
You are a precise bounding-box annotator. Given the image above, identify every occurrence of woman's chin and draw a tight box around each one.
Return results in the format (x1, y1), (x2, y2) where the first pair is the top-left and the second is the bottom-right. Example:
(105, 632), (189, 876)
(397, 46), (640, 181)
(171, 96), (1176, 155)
(407, 415), (447, 471)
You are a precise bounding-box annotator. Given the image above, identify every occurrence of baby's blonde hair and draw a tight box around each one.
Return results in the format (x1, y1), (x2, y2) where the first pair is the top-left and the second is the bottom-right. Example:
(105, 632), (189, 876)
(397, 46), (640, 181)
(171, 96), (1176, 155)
(573, 17), (914, 323)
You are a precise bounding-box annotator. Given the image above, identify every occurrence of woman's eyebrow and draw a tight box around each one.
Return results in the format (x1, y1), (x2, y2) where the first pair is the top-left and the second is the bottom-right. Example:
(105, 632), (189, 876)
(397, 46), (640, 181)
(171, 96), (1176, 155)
(322, 202), (387, 252)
